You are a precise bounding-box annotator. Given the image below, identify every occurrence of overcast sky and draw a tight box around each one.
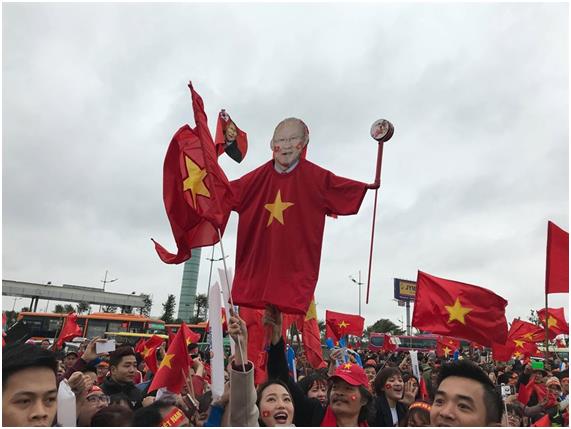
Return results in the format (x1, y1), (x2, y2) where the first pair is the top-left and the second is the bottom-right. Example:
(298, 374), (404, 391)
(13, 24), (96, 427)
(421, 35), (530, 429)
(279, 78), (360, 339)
(3, 2), (569, 331)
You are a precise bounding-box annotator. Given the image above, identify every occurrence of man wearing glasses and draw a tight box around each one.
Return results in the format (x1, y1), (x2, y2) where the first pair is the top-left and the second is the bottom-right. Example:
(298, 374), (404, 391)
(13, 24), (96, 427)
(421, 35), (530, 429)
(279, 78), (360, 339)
(77, 385), (110, 426)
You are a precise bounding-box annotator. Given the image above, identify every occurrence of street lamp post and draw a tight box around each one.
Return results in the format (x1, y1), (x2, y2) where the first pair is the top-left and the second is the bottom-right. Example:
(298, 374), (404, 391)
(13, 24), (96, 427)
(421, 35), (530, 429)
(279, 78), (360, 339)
(100, 270), (118, 312)
(350, 270), (364, 317)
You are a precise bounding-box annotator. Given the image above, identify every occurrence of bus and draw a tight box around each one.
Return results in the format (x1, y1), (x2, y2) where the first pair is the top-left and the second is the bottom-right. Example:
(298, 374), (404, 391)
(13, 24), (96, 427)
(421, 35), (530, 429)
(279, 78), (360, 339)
(369, 333), (472, 353)
(165, 322), (208, 341)
(13, 312), (166, 341)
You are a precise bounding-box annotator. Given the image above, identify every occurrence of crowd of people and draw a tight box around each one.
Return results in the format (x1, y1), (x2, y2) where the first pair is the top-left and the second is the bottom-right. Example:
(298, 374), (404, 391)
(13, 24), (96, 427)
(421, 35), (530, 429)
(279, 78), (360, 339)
(2, 306), (569, 427)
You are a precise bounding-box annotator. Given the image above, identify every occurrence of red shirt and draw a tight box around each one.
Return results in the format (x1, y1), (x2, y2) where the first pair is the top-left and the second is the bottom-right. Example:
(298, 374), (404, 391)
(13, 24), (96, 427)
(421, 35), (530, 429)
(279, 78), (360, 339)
(231, 159), (367, 314)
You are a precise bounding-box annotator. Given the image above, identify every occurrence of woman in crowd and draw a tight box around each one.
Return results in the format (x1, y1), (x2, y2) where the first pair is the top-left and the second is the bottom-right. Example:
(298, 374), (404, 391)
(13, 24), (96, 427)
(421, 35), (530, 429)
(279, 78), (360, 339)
(227, 311), (295, 426)
(400, 401), (431, 427)
(296, 371), (329, 407)
(372, 366), (414, 426)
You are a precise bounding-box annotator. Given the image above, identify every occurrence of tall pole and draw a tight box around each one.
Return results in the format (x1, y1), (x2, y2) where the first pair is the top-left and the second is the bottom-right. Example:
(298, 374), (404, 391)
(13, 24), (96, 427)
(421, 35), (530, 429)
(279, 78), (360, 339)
(406, 301), (411, 336)
(350, 272), (364, 317)
(544, 294), (549, 360)
(358, 270), (362, 317)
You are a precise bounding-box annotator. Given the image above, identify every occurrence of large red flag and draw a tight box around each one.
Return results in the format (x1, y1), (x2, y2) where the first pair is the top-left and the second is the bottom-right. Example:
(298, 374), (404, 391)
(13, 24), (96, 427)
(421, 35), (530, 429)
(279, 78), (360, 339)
(545, 221), (569, 294)
(531, 414), (551, 427)
(152, 84), (233, 264)
(230, 158), (368, 314)
(301, 300), (326, 369)
(325, 310), (364, 343)
(537, 307), (569, 338)
(180, 323), (201, 346)
(55, 313), (82, 349)
(148, 327), (190, 393)
(141, 335), (165, 374)
(411, 271), (508, 347)
(492, 341), (515, 362)
(214, 109), (248, 163)
(509, 319), (544, 343)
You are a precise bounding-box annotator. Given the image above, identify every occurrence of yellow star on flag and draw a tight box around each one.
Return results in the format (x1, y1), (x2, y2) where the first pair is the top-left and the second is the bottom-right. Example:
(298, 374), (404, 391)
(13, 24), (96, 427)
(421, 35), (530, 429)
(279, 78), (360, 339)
(546, 316), (558, 329)
(142, 346), (153, 359)
(305, 300), (317, 322)
(523, 332), (534, 341)
(445, 298), (473, 325)
(513, 339), (526, 349)
(338, 320), (349, 329)
(182, 155), (210, 207)
(342, 363), (352, 369)
(513, 351), (523, 359)
(264, 190), (294, 226)
(159, 353), (175, 369)
(443, 346), (452, 357)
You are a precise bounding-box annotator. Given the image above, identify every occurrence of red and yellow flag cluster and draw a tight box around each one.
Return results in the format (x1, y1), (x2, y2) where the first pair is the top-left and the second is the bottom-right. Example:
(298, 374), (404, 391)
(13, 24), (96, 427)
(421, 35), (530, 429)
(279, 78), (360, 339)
(436, 336), (461, 358)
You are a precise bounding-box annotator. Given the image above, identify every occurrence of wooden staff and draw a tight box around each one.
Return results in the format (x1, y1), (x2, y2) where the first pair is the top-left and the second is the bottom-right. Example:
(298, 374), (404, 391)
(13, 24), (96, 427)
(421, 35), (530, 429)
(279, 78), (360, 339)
(366, 119), (394, 304)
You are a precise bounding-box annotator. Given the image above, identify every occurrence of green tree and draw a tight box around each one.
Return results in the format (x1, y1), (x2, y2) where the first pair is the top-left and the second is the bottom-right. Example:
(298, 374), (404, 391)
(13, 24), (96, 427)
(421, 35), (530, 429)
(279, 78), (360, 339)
(76, 301), (90, 314)
(101, 305), (117, 313)
(528, 310), (541, 326)
(54, 304), (65, 314)
(318, 319), (326, 339)
(365, 318), (405, 336)
(161, 295), (177, 324)
(140, 294), (153, 317)
(193, 294), (208, 323)
(63, 304), (76, 313)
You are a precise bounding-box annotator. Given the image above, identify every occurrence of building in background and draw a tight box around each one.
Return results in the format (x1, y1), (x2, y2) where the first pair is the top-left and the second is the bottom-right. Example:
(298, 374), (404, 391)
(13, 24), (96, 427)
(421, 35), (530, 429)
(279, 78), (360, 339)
(177, 248), (201, 323)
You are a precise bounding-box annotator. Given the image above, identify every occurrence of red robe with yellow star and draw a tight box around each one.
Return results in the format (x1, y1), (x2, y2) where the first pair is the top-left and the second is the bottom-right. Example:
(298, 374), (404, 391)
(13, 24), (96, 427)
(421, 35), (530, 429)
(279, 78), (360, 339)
(230, 158), (367, 314)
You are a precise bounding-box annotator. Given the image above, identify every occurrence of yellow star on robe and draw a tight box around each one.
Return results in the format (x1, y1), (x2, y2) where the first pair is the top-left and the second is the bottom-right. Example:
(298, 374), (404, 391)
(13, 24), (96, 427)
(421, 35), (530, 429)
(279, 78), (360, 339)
(443, 346), (452, 357)
(182, 155), (210, 207)
(338, 320), (350, 329)
(264, 190), (294, 226)
(513, 339), (526, 349)
(445, 298), (473, 325)
(159, 353), (175, 369)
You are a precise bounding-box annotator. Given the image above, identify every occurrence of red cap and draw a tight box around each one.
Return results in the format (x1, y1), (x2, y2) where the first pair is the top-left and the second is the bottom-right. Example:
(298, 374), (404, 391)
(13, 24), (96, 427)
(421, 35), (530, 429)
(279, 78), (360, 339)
(331, 362), (369, 388)
(86, 385), (103, 396)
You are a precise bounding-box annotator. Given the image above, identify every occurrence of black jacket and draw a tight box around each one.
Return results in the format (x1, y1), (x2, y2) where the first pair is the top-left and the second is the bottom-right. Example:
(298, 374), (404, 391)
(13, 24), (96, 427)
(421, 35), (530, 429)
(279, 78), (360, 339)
(267, 338), (325, 427)
(373, 394), (408, 427)
(100, 376), (143, 409)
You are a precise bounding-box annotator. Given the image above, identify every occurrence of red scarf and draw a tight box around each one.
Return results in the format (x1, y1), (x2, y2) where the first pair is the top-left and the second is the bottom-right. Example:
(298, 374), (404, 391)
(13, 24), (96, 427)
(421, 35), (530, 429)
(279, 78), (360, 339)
(320, 406), (369, 427)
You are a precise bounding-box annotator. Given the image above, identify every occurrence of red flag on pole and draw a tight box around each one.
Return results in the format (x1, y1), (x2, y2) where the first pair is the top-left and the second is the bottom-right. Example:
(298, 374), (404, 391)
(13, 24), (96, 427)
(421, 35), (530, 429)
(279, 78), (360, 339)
(537, 307), (569, 337)
(301, 301), (327, 369)
(55, 313), (82, 349)
(239, 307), (268, 385)
(509, 319), (544, 343)
(411, 271), (508, 347)
(148, 327), (190, 393)
(152, 84), (233, 264)
(545, 221), (569, 294)
(141, 335), (165, 374)
(325, 310), (364, 343)
(180, 323), (201, 346)
(383, 333), (398, 352)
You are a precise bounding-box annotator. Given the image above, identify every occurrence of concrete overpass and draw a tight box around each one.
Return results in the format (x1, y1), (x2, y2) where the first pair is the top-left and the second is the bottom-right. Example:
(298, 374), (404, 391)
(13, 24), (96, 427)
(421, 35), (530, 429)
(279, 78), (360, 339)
(2, 279), (146, 312)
